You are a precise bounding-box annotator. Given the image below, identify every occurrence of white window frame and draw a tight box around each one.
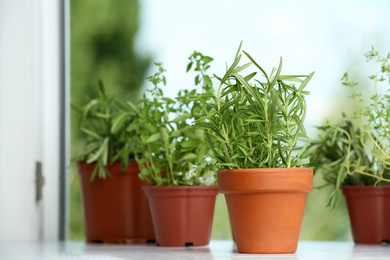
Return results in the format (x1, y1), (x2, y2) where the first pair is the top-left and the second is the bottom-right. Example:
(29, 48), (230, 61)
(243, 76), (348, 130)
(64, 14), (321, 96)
(0, 0), (67, 241)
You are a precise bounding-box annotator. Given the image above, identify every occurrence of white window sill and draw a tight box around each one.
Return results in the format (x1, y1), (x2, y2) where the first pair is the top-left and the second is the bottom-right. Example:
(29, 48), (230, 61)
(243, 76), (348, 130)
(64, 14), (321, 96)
(1, 240), (389, 259)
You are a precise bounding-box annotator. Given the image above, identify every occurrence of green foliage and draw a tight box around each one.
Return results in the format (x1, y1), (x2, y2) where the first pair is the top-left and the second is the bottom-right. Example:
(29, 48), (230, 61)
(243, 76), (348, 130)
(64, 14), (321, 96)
(306, 48), (390, 208)
(70, 0), (151, 142)
(355, 48), (390, 166)
(196, 42), (315, 169)
(306, 115), (385, 207)
(112, 53), (218, 186)
(72, 81), (137, 180)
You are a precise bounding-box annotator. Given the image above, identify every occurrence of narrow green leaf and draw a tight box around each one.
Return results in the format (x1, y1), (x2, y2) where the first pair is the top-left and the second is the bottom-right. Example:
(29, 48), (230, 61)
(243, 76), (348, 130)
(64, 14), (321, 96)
(182, 153), (197, 161)
(146, 133), (161, 143)
(160, 127), (169, 145)
(126, 101), (140, 115)
(298, 71), (315, 93)
(269, 57), (283, 87)
(172, 113), (192, 123)
(80, 127), (102, 140)
(181, 139), (199, 148)
(111, 113), (131, 134)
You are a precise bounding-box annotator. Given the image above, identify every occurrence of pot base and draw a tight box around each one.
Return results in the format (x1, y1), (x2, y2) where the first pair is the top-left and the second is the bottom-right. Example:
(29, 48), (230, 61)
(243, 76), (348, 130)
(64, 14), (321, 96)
(87, 238), (156, 244)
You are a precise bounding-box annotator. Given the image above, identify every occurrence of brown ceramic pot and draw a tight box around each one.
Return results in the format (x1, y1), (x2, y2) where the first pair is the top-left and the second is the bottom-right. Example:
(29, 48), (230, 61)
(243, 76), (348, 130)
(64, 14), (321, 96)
(144, 186), (218, 247)
(78, 161), (155, 244)
(342, 185), (390, 244)
(218, 168), (313, 254)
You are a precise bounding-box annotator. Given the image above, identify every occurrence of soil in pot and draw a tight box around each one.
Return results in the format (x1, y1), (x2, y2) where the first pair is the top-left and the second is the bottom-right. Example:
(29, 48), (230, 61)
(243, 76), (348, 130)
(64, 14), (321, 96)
(78, 161), (155, 244)
(218, 168), (313, 254)
(342, 185), (390, 244)
(144, 186), (218, 247)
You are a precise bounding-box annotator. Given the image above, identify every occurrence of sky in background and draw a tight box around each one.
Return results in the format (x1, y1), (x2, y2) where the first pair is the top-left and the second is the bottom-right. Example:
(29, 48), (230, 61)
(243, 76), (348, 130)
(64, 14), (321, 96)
(136, 0), (390, 137)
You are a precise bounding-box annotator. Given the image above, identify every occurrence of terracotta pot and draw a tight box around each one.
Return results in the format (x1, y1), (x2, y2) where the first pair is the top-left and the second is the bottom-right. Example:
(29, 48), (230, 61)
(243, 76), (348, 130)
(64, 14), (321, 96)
(78, 161), (155, 244)
(218, 168), (313, 254)
(144, 186), (218, 247)
(342, 185), (390, 244)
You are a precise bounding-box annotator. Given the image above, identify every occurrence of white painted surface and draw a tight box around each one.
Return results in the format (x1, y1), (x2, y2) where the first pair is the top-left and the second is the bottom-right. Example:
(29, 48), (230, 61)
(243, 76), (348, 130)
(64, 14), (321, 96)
(0, 0), (38, 241)
(0, 0), (61, 241)
(40, 0), (61, 241)
(0, 241), (389, 260)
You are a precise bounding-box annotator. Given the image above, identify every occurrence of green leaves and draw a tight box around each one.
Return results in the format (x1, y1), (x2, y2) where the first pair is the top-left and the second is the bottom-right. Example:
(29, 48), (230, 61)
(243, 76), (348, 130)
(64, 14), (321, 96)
(307, 47), (390, 208)
(72, 82), (138, 180)
(128, 59), (218, 186)
(182, 153), (197, 161)
(305, 116), (383, 208)
(196, 42), (314, 169)
(72, 43), (316, 184)
(146, 133), (161, 144)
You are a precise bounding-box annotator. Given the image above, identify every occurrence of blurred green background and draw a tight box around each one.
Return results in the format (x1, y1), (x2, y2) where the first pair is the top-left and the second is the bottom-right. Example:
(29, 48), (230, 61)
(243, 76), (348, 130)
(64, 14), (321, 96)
(69, 0), (386, 241)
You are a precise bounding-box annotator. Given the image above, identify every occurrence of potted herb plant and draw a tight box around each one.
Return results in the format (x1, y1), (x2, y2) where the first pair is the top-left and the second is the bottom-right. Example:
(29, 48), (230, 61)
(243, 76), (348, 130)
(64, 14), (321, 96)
(195, 42), (315, 254)
(72, 82), (155, 244)
(306, 48), (390, 244)
(113, 52), (218, 247)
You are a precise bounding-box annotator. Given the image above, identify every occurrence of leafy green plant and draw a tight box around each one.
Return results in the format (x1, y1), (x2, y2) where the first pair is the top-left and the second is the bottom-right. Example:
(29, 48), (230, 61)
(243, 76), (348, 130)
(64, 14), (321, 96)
(112, 52), (217, 186)
(346, 48), (390, 168)
(306, 48), (390, 207)
(306, 115), (386, 207)
(72, 81), (137, 180)
(196, 42), (315, 169)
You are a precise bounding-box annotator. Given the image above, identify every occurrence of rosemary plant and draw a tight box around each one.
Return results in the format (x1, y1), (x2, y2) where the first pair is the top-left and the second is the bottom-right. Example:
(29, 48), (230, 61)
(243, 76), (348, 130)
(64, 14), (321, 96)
(197, 42), (315, 169)
(72, 81), (137, 180)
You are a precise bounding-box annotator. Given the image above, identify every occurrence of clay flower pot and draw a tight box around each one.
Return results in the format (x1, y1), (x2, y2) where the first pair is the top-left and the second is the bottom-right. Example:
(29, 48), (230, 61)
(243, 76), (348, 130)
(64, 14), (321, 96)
(218, 168), (313, 254)
(144, 186), (218, 247)
(342, 186), (390, 244)
(78, 161), (155, 243)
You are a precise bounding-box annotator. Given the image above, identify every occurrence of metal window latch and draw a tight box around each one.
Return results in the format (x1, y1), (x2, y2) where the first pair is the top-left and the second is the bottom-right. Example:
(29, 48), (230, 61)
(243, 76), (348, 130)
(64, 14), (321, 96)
(35, 161), (45, 203)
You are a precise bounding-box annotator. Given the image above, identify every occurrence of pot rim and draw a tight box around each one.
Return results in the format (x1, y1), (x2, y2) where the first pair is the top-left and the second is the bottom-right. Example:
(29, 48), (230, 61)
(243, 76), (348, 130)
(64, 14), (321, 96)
(342, 185), (390, 189)
(77, 161), (141, 179)
(217, 167), (313, 193)
(342, 185), (390, 196)
(218, 167), (313, 174)
(143, 185), (218, 197)
(143, 185), (218, 191)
